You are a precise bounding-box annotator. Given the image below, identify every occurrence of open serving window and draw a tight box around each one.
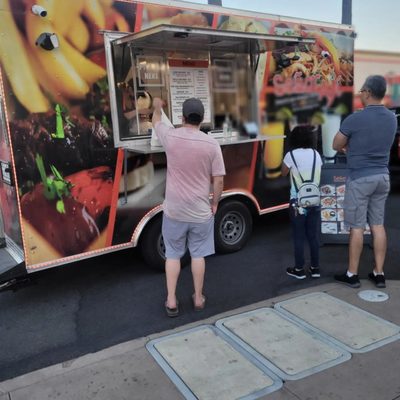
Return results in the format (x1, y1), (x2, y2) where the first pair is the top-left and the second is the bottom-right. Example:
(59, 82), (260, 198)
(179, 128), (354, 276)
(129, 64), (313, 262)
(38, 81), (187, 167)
(104, 25), (314, 148)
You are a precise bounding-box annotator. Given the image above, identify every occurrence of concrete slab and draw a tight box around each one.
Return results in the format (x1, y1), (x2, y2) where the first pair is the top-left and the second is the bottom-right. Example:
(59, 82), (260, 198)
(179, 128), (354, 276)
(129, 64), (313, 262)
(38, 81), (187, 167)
(3, 283), (400, 400)
(283, 340), (400, 400)
(274, 292), (400, 352)
(7, 344), (184, 400)
(148, 325), (282, 400)
(216, 308), (351, 380)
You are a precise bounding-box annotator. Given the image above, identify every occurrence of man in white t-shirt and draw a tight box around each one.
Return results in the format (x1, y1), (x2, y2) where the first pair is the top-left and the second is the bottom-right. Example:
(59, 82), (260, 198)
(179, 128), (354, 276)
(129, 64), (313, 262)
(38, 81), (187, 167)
(281, 125), (322, 280)
(152, 97), (225, 317)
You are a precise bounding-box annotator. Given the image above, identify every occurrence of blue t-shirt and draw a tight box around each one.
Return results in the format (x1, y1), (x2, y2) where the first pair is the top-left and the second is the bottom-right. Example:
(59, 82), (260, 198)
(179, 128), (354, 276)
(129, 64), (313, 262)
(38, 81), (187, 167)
(340, 105), (397, 179)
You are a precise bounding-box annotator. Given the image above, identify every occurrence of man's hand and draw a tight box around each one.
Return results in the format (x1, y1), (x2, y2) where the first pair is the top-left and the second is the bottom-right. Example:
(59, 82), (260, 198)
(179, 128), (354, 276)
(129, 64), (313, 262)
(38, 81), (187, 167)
(152, 97), (164, 126)
(211, 176), (224, 215)
(153, 97), (164, 110)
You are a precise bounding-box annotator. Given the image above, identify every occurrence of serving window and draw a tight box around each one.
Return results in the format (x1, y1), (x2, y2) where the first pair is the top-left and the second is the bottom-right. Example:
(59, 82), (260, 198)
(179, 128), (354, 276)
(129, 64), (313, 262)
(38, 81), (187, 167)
(111, 45), (167, 140)
(104, 25), (314, 148)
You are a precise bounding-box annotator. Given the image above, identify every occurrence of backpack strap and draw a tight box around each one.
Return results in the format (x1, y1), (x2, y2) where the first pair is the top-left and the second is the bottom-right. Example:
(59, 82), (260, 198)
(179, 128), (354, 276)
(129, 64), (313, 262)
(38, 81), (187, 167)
(290, 151), (303, 193)
(289, 150), (317, 193)
(310, 150), (316, 183)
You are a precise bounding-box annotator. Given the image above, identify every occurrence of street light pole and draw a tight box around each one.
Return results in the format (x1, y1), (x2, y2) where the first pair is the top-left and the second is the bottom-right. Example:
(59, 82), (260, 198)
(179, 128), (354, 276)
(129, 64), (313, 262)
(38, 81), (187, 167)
(342, 0), (352, 24)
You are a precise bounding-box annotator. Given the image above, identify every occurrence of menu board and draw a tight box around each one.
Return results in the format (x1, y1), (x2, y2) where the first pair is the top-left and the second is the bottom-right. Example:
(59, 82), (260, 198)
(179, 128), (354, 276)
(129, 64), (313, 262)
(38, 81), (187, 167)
(320, 164), (371, 244)
(168, 60), (211, 125)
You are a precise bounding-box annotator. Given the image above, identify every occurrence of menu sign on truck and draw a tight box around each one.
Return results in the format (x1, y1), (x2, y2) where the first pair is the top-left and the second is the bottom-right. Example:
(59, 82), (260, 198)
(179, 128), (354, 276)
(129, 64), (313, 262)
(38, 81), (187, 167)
(168, 60), (211, 125)
(137, 56), (164, 87)
(320, 164), (371, 244)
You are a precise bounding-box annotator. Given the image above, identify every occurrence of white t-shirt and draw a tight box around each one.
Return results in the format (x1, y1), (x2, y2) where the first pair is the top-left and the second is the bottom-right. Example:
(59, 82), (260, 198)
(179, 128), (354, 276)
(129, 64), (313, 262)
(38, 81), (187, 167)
(283, 148), (322, 200)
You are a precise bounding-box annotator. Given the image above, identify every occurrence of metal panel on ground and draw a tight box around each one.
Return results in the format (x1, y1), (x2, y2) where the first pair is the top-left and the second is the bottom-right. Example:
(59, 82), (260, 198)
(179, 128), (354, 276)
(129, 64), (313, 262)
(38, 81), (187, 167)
(146, 325), (282, 400)
(274, 292), (400, 353)
(216, 308), (351, 380)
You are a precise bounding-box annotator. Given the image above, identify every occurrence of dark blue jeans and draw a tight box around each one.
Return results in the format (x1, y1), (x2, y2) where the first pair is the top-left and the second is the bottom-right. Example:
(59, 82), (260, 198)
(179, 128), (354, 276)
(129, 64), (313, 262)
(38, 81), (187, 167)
(289, 201), (320, 269)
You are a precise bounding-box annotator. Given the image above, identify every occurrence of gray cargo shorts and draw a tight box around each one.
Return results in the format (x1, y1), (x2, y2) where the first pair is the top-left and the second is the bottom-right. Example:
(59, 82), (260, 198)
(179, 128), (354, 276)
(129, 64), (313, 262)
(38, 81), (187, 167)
(344, 174), (390, 229)
(162, 214), (215, 259)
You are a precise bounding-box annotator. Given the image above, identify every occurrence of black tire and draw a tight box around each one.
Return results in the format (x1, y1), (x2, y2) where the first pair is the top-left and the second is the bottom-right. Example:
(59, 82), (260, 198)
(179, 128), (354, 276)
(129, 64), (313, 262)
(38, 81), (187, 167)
(140, 214), (190, 272)
(214, 200), (253, 253)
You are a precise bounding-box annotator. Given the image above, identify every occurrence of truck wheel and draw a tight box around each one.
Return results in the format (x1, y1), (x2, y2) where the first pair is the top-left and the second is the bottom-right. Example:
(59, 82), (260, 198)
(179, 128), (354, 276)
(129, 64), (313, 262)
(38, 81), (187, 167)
(140, 214), (190, 272)
(215, 200), (252, 253)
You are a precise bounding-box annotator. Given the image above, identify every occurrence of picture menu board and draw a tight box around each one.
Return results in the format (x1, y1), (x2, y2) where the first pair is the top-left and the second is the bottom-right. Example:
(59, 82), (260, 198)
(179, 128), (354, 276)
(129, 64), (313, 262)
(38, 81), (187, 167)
(320, 164), (371, 244)
(168, 59), (211, 125)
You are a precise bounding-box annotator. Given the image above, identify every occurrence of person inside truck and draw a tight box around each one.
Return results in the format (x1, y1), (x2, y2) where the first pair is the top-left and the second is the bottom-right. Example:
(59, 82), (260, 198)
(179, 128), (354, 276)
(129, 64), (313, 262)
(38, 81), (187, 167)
(152, 97), (225, 317)
(121, 83), (153, 136)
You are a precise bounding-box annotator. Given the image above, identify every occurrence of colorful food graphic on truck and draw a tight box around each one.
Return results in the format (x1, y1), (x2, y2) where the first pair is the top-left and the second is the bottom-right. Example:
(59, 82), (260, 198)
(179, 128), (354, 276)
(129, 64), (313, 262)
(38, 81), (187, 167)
(0, 0), (354, 279)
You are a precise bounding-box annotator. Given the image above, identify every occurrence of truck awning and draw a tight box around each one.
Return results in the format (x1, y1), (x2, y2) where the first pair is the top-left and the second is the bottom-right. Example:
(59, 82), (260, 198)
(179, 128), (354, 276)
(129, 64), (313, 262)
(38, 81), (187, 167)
(112, 24), (315, 54)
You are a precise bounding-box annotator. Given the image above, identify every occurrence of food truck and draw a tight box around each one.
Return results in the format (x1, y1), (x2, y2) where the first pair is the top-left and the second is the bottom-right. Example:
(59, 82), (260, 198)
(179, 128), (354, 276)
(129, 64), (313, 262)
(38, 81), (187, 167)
(0, 0), (354, 287)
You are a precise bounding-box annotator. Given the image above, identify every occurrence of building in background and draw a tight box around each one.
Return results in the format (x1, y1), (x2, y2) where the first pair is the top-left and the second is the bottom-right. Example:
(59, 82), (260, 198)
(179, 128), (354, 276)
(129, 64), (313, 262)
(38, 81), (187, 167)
(354, 50), (400, 109)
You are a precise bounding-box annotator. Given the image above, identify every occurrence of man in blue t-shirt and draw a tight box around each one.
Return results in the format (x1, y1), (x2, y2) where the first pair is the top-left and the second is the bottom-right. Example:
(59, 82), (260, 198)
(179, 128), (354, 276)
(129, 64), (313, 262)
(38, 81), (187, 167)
(333, 75), (397, 289)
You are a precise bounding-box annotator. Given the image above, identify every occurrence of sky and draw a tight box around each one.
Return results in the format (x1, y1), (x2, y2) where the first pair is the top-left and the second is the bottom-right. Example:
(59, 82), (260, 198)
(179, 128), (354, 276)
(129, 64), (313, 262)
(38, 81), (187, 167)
(185, 0), (400, 53)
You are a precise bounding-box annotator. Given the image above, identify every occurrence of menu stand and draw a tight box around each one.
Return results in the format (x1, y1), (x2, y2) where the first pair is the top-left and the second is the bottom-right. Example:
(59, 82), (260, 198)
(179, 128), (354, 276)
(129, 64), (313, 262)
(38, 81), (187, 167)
(320, 163), (372, 245)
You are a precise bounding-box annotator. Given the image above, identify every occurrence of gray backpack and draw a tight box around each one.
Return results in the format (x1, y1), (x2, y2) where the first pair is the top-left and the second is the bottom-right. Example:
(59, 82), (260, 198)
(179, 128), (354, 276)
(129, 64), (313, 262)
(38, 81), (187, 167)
(290, 150), (320, 208)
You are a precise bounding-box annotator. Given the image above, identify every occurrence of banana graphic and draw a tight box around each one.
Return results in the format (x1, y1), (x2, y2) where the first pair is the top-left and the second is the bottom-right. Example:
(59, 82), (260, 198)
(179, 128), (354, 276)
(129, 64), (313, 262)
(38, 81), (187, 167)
(29, 0), (85, 37)
(0, 0), (49, 112)
(51, 0), (85, 36)
(58, 35), (106, 85)
(3, 0), (123, 111)
(83, 0), (106, 29)
(26, 12), (90, 99)
(99, 0), (114, 7)
(66, 17), (90, 53)
(27, 1), (105, 90)
(111, 8), (129, 32)
(24, 41), (68, 106)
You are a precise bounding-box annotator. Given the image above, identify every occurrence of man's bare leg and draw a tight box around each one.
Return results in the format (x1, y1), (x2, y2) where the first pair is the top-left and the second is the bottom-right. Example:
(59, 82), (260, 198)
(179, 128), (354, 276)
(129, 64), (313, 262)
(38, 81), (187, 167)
(191, 257), (205, 307)
(166, 258), (181, 309)
(370, 224), (387, 274)
(348, 228), (364, 275)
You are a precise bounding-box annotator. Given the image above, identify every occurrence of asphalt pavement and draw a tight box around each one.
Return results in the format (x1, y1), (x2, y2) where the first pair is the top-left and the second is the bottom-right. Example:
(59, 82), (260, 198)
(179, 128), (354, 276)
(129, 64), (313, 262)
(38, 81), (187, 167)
(1, 281), (400, 400)
(0, 187), (399, 398)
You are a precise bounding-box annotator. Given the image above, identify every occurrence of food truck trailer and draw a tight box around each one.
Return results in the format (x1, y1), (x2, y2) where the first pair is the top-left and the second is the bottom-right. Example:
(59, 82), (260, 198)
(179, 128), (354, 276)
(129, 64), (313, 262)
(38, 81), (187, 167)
(0, 0), (354, 288)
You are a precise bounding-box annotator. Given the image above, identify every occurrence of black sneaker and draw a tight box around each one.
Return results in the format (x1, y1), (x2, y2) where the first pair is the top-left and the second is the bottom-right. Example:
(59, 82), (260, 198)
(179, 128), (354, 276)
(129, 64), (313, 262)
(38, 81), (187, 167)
(334, 272), (361, 288)
(368, 272), (386, 288)
(287, 267), (306, 279)
(309, 267), (320, 278)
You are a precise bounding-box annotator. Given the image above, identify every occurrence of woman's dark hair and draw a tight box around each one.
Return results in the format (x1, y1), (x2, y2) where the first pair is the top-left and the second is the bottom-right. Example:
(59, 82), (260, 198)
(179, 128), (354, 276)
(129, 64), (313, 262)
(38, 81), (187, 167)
(289, 125), (316, 149)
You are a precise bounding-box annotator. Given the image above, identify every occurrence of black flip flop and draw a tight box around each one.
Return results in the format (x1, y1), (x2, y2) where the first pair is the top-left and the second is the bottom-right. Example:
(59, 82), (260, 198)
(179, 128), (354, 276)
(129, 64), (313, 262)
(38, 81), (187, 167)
(165, 301), (179, 317)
